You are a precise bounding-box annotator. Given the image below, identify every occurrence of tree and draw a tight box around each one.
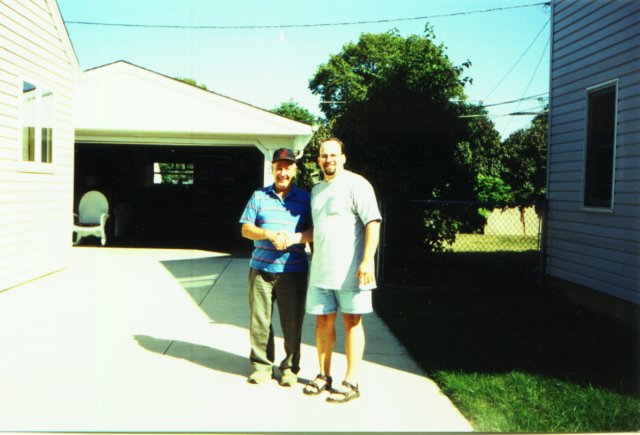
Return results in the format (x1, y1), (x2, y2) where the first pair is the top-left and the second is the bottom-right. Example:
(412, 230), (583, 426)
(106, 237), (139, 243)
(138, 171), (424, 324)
(500, 112), (548, 234)
(309, 28), (492, 252)
(455, 105), (516, 231)
(455, 106), (504, 179)
(501, 113), (548, 204)
(271, 99), (318, 125)
(309, 29), (475, 200)
(175, 77), (208, 90)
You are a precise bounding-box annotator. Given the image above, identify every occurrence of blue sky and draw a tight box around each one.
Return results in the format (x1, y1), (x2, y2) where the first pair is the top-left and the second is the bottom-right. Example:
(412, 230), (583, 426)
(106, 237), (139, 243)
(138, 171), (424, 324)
(57, 0), (551, 139)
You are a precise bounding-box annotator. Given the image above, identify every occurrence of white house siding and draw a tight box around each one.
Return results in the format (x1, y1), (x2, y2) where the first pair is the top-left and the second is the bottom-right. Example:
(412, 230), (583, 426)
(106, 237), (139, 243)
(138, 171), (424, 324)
(546, 0), (640, 303)
(0, 0), (78, 290)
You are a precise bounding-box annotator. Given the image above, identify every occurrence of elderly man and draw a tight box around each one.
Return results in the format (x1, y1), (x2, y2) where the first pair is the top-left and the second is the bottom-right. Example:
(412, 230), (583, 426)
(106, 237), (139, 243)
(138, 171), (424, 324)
(303, 137), (382, 403)
(239, 148), (312, 386)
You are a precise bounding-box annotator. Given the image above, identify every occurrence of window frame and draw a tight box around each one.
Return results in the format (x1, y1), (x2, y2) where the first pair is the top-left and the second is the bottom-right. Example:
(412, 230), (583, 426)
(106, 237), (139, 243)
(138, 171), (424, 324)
(152, 162), (195, 186)
(581, 79), (618, 212)
(17, 77), (55, 174)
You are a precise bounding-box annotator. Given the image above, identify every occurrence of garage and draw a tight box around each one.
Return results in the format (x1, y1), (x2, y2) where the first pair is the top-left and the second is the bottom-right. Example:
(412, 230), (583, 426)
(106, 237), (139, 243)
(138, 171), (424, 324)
(75, 143), (263, 251)
(73, 61), (313, 252)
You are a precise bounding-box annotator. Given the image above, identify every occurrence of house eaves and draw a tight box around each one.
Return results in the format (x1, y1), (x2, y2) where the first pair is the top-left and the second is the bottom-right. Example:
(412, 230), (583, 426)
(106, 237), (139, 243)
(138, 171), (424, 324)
(74, 61), (314, 149)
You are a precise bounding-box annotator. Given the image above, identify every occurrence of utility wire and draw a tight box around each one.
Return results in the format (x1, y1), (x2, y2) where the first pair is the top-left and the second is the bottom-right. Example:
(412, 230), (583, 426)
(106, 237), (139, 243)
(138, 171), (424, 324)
(481, 92), (548, 108)
(512, 104), (548, 113)
(64, 2), (550, 29)
(328, 92), (548, 107)
(502, 34), (550, 131)
(484, 19), (549, 100)
(452, 93), (548, 103)
(515, 37), (550, 109)
(459, 110), (547, 119)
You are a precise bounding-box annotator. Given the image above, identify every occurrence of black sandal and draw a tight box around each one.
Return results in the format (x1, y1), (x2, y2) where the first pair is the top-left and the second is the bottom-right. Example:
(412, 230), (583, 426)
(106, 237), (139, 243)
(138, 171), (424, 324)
(326, 380), (360, 403)
(303, 374), (332, 395)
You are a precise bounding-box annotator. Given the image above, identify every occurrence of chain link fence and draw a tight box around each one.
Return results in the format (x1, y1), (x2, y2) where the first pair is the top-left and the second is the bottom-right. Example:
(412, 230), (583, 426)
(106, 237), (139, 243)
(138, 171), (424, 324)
(377, 199), (546, 290)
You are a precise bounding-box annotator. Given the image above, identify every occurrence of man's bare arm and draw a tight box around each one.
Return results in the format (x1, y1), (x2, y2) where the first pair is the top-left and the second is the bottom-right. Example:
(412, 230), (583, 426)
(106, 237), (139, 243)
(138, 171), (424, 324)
(357, 220), (381, 286)
(284, 227), (314, 245)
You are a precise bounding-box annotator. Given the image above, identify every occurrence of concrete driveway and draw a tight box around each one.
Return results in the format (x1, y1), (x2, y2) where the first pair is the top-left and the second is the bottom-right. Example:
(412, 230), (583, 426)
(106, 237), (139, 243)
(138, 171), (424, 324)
(0, 247), (473, 433)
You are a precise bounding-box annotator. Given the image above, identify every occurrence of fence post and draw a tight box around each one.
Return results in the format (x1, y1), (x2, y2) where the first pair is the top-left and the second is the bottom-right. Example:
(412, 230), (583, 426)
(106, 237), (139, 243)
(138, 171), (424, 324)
(538, 199), (549, 289)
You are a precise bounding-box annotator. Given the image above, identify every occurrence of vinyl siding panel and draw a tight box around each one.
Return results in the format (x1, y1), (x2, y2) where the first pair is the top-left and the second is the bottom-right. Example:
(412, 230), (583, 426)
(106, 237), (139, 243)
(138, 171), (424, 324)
(554, 2), (637, 50)
(546, 0), (640, 303)
(553, 48), (639, 89)
(547, 263), (640, 303)
(0, 0), (77, 291)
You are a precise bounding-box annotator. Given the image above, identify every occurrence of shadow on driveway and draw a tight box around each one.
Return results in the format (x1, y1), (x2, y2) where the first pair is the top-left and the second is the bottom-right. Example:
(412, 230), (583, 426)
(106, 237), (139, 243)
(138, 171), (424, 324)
(160, 255), (426, 377)
(135, 335), (248, 378)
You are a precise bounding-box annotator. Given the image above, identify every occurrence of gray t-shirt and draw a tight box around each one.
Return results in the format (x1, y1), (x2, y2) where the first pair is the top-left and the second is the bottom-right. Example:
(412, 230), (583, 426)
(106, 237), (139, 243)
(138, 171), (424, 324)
(308, 170), (382, 290)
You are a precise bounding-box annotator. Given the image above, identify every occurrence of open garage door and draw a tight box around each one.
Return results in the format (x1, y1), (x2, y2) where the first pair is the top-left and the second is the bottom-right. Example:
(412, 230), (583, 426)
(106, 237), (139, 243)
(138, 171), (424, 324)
(74, 143), (263, 253)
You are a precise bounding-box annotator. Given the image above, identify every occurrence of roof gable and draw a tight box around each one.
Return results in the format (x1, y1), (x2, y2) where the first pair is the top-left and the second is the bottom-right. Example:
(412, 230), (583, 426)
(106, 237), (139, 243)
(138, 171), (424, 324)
(48, 0), (80, 72)
(74, 61), (313, 138)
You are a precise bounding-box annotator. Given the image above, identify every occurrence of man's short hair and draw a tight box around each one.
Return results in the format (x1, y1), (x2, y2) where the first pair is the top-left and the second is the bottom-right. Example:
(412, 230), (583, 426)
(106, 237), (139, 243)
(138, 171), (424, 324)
(322, 137), (346, 154)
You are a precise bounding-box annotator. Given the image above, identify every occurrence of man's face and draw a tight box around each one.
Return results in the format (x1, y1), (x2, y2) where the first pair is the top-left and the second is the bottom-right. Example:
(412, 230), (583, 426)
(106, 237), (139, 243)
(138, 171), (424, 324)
(272, 160), (297, 192)
(318, 140), (346, 179)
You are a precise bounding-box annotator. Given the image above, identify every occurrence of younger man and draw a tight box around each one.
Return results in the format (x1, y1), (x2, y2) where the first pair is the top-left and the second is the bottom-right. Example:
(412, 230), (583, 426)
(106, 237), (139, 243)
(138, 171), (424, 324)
(303, 138), (381, 403)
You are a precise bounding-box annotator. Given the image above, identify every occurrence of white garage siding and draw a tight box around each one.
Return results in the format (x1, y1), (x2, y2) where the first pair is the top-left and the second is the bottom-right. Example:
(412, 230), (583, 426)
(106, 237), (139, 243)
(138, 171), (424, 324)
(74, 61), (314, 187)
(546, 0), (640, 303)
(0, 0), (78, 290)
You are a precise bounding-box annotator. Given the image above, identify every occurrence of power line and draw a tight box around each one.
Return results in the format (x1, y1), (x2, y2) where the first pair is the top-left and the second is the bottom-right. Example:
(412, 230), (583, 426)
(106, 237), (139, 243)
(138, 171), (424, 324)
(484, 19), (549, 100)
(481, 92), (548, 108)
(452, 94), (547, 103)
(502, 34), (550, 132)
(327, 92), (548, 106)
(459, 113), (511, 118)
(516, 37), (550, 108)
(512, 104), (548, 113)
(459, 110), (547, 119)
(507, 112), (546, 117)
(64, 2), (550, 29)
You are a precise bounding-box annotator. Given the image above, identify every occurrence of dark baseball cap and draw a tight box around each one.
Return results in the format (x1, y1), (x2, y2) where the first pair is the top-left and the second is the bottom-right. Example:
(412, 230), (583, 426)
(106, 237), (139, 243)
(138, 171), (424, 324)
(272, 148), (297, 163)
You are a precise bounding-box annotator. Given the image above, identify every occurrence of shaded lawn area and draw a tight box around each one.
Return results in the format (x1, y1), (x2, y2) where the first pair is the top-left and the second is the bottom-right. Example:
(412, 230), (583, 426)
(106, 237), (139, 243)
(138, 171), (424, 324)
(375, 254), (640, 432)
(384, 250), (542, 288)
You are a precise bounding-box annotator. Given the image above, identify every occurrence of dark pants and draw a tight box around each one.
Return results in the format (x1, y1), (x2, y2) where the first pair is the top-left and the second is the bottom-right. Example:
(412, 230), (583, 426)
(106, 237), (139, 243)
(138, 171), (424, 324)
(248, 267), (307, 374)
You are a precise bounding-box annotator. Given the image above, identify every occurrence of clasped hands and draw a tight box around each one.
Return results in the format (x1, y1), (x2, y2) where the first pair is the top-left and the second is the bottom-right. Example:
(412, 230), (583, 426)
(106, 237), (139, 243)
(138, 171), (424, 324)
(268, 231), (302, 251)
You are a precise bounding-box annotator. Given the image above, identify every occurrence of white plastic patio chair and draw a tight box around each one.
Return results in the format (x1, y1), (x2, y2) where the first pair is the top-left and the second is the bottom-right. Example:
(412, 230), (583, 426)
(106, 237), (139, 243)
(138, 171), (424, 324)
(72, 190), (110, 246)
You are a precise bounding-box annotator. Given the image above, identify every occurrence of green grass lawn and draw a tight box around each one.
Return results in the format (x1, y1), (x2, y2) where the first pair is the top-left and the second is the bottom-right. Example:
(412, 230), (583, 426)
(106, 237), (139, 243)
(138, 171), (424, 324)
(445, 233), (540, 252)
(373, 285), (640, 432)
(377, 232), (639, 431)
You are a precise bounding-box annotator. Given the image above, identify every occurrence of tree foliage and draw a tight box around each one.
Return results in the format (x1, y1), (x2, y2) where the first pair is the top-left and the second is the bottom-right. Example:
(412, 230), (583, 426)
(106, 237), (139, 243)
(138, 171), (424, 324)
(271, 100), (318, 125)
(310, 29), (480, 201)
(501, 113), (548, 203)
(309, 28), (495, 251)
(175, 77), (208, 90)
(305, 28), (546, 253)
(455, 106), (504, 179)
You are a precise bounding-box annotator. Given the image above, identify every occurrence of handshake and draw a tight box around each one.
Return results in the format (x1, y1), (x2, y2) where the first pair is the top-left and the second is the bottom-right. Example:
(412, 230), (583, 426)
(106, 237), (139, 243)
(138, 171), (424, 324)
(268, 231), (302, 251)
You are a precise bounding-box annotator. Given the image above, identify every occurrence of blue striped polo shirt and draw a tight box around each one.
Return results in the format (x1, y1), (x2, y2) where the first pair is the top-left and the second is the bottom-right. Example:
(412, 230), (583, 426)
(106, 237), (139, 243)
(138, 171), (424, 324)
(239, 184), (311, 273)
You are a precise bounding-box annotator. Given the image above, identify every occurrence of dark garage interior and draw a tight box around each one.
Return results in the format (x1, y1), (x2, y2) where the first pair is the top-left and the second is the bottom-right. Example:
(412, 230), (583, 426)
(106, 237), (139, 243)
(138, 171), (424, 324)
(74, 143), (264, 253)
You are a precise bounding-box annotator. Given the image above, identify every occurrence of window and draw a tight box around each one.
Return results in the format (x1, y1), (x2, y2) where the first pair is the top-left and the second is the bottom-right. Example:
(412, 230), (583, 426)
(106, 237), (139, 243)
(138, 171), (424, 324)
(21, 81), (36, 161)
(583, 82), (617, 209)
(153, 162), (194, 185)
(20, 80), (54, 164)
(41, 90), (53, 163)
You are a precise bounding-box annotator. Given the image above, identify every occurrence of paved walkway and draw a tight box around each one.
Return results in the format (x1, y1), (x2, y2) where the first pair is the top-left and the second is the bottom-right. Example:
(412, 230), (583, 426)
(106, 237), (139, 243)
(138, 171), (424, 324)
(0, 247), (473, 433)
